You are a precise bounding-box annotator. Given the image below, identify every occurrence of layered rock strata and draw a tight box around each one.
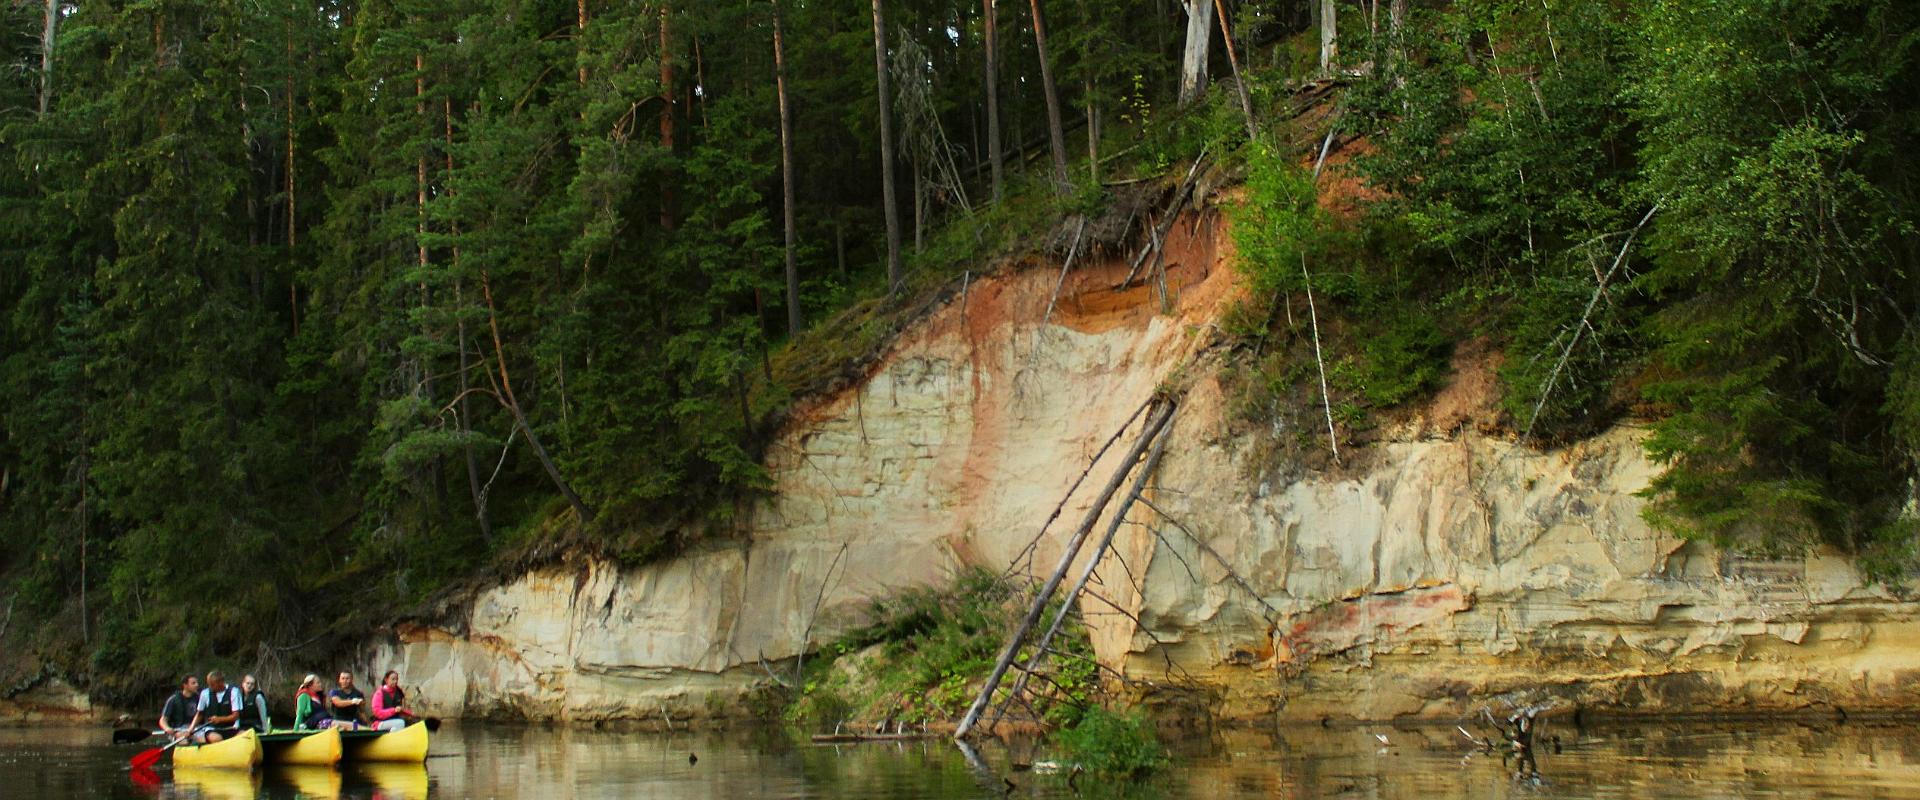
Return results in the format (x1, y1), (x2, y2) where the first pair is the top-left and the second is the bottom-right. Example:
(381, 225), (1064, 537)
(362, 212), (1920, 722)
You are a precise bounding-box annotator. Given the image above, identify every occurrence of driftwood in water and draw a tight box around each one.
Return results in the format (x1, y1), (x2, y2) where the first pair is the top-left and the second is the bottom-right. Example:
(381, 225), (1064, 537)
(953, 402), (1175, 740)
(811, 731), (936, 744)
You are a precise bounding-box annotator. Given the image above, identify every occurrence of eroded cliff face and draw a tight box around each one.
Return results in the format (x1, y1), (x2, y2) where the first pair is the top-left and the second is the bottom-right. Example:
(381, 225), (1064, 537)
(362, 210), (1920, 722)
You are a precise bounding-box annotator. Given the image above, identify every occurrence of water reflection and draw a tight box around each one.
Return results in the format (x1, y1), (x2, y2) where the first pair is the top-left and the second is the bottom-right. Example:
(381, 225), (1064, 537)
(4, 716), (1920, 799)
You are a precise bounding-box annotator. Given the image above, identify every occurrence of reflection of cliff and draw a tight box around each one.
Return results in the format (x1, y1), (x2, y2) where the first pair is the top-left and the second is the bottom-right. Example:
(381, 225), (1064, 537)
(361, 210), (1920, 723)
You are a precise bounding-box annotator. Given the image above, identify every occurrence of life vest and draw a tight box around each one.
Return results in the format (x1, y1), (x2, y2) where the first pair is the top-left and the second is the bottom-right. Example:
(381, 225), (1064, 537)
(200, 685), (239, 720)
(380, 685), (405, 709)
(236, 688), (265, 727)
(162, 691), (197, 728)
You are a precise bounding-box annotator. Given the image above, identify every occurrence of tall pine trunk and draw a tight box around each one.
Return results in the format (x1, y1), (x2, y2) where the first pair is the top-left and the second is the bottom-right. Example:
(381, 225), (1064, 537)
(1178, 0), (1212, 106)
(773, 0), (801, 335)
(285, 6), (299, 335)
(659, 3), (677, 230)
(444, 96), (492, 542)
(1028, 0), (1071, 193)
(38, 0), (57, 114)
(981, 0), (1003, 203)
(870, 0), (904, 290)
(1085, 78), (1097, 183)
(577, 0), (589, 85)
(1214, 0), (1257, 139)
(414, 51), (433, 403)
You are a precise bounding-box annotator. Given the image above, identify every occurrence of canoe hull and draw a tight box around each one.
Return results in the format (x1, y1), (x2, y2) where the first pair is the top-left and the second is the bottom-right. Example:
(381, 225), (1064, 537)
(260, 727), (343, 766)
(172, 729), (263, 769)
(340, 721), (430, 763)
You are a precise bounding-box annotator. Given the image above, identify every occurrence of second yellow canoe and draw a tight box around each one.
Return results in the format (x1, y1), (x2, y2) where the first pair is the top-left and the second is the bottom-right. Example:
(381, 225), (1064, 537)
(339, 721), (430, 763)
(172, 729), (263, 769)
(260, 727), (343, 766)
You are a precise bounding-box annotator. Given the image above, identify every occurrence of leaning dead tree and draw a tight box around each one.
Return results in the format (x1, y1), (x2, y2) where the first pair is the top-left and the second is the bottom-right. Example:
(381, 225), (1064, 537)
(986, 410), (1176, 731)
(1516, 203), (1661, 448)
(891, 30), (972, 246)
(954, 400), (1178, 739)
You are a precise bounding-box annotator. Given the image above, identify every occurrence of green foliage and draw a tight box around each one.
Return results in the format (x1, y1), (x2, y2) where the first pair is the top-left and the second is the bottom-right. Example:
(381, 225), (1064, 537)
(1051, 706), (1165, 778)
(3, 0), (1918, 701)
(0, 0), (1223, 692)
(1217, 0), (1920, 579)
(1630, 0), (1920, 559)
(785, 568), (1100, 730)
(1225, 139), (1450, 450)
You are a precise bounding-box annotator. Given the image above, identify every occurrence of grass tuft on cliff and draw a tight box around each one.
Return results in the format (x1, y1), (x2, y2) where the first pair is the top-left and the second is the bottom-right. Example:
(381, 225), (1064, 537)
(784, 567), (1100, 733)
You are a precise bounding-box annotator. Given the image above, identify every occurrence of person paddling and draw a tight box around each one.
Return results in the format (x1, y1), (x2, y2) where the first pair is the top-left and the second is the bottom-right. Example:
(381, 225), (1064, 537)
(326, 671), (370, 729)
(195, 671), (244, 743)
(370, 670), (419, 731)
(294, 674), (331, 730)
(158, 675), (202, 742)
(236, 674), (270, 733)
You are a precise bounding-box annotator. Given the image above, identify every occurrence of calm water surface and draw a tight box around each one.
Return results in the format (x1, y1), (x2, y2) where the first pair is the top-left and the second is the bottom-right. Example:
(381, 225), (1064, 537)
(4, 718), (1919, 798)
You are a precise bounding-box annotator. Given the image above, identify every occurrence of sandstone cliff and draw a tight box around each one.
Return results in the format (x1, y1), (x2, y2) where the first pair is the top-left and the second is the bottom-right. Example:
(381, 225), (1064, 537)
(361, 210), (1920, 723)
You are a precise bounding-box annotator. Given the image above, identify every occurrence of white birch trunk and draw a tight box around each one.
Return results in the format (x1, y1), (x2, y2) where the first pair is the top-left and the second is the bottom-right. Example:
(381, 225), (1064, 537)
(1178, 0), (1213, 106)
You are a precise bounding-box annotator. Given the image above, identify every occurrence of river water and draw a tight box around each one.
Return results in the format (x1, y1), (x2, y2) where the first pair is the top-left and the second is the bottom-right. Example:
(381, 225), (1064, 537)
(4, 717), (1919, 799)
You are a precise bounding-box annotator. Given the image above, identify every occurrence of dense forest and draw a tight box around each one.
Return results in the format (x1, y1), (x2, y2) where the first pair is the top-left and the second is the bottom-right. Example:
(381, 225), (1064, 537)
(2, 0), (1917, 701)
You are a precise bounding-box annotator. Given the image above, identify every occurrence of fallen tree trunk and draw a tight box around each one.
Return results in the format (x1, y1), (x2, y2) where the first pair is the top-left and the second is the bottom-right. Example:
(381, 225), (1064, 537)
(953, 401), (1175, 740)
(986, 402), (1177, 731)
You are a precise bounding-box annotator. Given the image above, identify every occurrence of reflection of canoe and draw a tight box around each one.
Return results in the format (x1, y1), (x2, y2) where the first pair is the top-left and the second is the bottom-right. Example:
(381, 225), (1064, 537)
(340, 721), (430, 762)
(261, 726), (343, 765)
(172, 729), (263, 769)
(268, 765), (343, 799)
(171, 766), (262, 800)
(351, 762), (431, 798)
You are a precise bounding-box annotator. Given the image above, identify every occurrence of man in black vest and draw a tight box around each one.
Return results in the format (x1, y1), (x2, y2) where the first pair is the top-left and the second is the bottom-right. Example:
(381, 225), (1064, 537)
(158, 675), (202, 742)
(195, 671), (244, 743)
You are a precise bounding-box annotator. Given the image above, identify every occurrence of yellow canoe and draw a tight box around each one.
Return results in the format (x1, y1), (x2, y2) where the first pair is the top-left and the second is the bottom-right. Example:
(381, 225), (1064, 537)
(171, 766), (261, 800)
(172, 728), (263, 769)
(340, 721), (430, 763)
(261, 726), (343, 766)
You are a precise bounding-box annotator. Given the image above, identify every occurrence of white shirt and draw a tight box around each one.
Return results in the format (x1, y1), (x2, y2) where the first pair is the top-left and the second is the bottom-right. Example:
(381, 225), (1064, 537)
(197, 686), (243, 717)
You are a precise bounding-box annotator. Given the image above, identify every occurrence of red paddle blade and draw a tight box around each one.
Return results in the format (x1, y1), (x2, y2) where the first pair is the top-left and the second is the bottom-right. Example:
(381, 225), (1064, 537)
(128, 745), (167, 770)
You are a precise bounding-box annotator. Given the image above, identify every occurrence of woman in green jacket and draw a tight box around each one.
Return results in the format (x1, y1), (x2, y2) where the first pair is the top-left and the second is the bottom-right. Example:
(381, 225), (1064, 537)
(293, 674), (331, 730)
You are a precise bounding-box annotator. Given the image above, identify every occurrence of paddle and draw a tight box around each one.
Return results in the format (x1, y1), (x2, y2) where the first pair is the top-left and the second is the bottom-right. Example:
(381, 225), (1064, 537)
(423, 717), (441, 732)
(129, 726), (204, 770)
(112, 728), (158, 745)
